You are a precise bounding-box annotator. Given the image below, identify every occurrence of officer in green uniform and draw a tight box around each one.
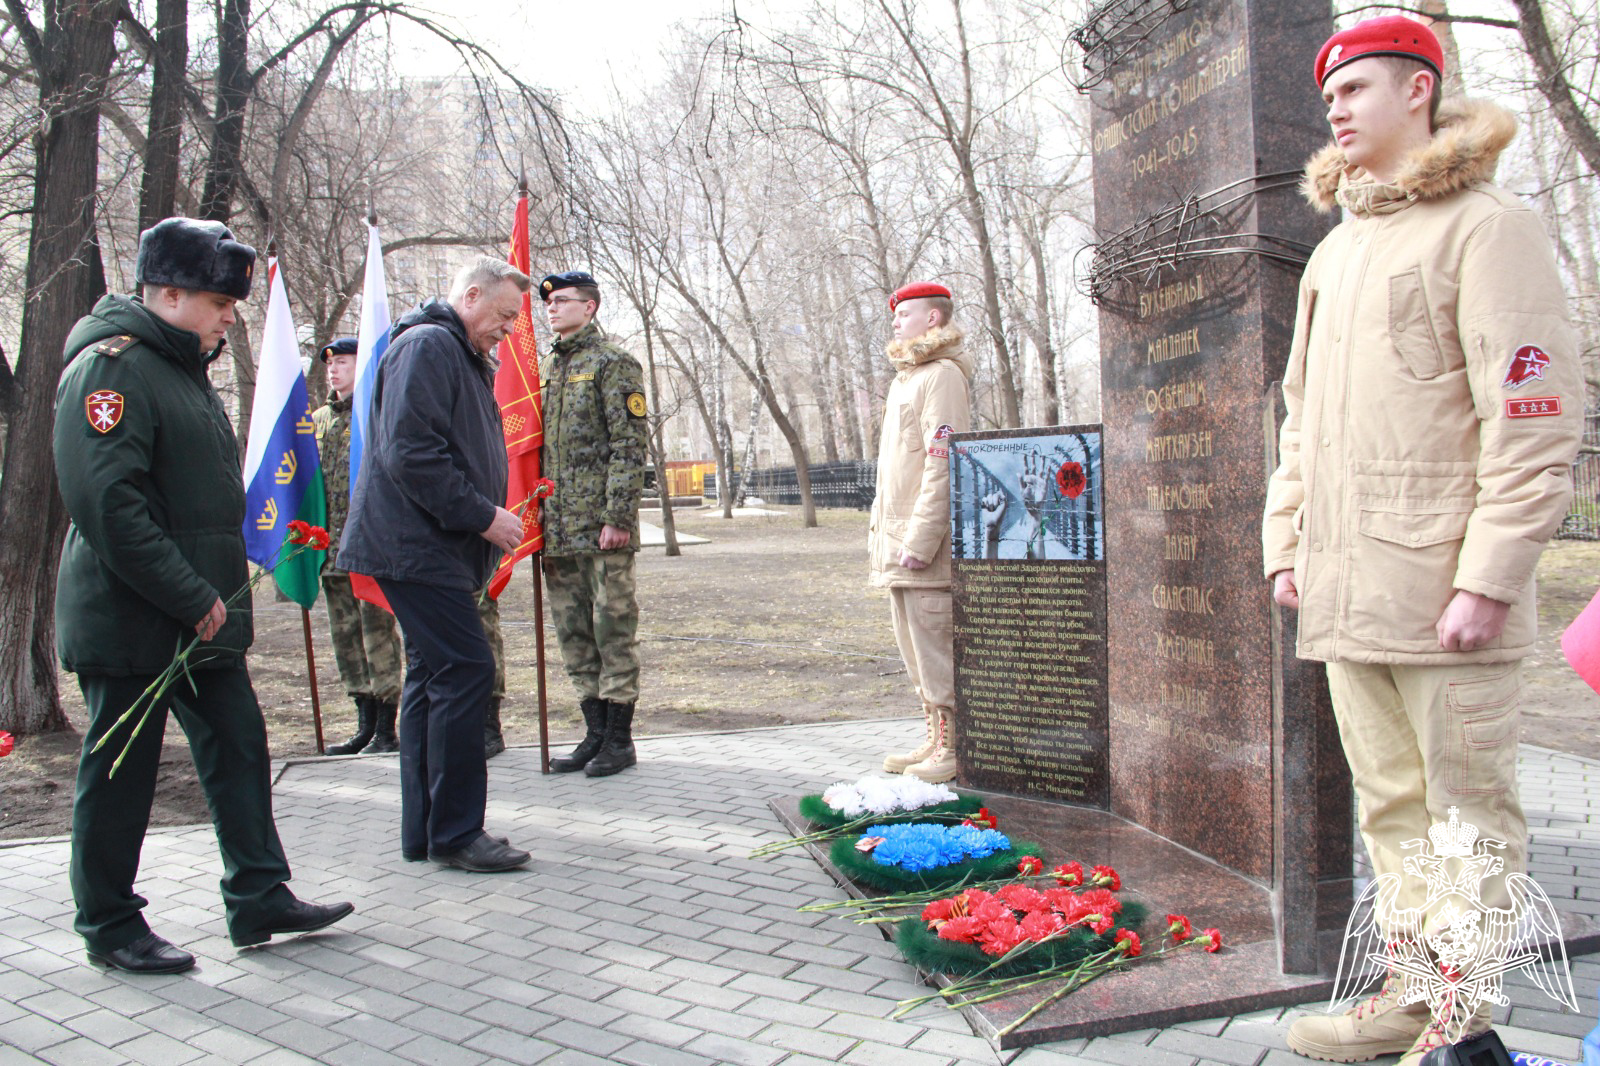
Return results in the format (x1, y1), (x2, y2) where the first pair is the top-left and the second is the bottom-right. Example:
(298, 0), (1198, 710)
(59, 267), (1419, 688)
(312, 336), (402, 755)
(53, 218), (353, 974)
(537, 271), (648, 777)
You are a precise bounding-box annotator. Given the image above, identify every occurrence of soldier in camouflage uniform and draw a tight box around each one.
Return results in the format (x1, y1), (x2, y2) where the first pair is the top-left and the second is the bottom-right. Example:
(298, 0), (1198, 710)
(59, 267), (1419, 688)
(313, 337), (402, 755)
(478, 596), (508, 757)
(537, 271), (648, 778)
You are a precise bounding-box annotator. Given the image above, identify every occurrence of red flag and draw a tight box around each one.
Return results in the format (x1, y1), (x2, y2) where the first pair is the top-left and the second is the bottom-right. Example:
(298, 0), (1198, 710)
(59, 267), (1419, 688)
(486, 192), (543, 600)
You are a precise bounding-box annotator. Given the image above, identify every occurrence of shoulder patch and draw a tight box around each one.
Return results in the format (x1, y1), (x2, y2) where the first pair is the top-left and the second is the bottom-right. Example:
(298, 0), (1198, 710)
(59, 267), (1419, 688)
(86, 390), (125, 433)
(1505, 396), (1561, 419)
(93, 335), (136, 358)
(626, 392), (647, 417)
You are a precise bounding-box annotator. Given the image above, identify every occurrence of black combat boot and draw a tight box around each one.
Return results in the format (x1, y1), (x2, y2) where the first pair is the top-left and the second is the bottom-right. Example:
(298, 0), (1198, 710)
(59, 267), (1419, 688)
(484, 697), (505, 759)
(364, 699), (399, 754)
(584, 700), (637, 778)
(550, 697), (607, 773)
(325, 697), (375, 756)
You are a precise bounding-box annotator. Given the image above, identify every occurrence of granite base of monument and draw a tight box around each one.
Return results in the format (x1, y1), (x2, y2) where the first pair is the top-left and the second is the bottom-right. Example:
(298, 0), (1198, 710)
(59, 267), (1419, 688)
(770, 793), (1600, 1051)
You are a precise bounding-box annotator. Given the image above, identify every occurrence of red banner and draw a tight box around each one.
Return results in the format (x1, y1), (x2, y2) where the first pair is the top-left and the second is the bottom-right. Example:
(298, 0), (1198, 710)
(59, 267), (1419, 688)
(487, 193), (543, 601)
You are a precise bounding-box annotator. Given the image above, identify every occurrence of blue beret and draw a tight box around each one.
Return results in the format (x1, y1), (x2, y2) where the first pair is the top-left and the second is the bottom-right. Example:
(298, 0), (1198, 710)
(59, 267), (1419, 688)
(319, 336), (358, 362)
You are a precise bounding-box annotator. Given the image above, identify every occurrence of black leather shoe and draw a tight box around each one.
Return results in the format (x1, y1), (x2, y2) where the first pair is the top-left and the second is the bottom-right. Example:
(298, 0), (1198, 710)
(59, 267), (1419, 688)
(429, 833), (530, 872)
(403, 834), (508, 862)
(87, 932), (196, 975)
(231, 899), (355, 947)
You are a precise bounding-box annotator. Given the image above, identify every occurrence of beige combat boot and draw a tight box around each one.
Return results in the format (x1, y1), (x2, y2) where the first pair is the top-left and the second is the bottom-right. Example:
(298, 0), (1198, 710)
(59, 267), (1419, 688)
(1395, 999), (1492, 1066)
(883, 705), (938, 774)
(1285, 974), (1429, 1062)
(905, 708), (957, 784)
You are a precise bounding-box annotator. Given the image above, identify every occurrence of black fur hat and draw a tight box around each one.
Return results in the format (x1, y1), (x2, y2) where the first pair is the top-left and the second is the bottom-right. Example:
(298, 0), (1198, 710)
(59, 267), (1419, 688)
(135, 217), (257, 300)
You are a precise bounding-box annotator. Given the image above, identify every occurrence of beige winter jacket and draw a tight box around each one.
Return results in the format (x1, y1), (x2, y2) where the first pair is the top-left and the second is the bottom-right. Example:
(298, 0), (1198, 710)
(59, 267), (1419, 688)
(1263, 100), (1583, 665)
(869, 326), (974, 589)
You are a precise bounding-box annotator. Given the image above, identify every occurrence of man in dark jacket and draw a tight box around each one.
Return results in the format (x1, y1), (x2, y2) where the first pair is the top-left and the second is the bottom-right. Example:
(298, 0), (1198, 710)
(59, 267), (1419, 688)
(53, 218), (353, 975)
(339, 256), (530, 873)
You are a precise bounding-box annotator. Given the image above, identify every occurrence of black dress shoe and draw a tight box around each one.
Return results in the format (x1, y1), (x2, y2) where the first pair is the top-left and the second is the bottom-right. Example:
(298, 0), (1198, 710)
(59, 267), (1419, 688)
(231, 899), (355, 947)
(403, 834), (509, 862)
(87, 932), (195, 975)
(429, 833), (530, 872)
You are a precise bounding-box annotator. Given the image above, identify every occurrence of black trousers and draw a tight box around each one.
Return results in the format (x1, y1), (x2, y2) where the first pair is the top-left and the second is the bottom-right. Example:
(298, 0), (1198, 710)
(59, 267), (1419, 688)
(378, 578), (494, 855)
(72, 664), (294, 953)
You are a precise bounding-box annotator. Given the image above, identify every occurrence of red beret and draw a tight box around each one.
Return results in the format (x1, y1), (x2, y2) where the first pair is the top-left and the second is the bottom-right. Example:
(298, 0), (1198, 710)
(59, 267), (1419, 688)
(1315, 16), (1443, 88)
(889, 282), (952, 311)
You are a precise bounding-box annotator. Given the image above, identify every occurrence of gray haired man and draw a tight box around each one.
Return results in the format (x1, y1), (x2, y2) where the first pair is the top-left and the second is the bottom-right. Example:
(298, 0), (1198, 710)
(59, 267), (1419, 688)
(340, 256), (531, 873)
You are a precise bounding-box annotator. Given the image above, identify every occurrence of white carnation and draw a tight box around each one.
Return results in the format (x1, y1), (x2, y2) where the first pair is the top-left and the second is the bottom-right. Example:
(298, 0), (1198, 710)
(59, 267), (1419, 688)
(821, 776), (959, 817)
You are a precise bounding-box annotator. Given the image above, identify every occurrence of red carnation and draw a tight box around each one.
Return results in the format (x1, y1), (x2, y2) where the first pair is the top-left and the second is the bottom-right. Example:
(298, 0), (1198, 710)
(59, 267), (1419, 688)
(972, 807), (999, 829)
(1056, 461), (1086, 499)
(937, 916), (984, 943)
(1019, 909), (1065, 941)
(307, 527), (331, 552)
(1079, 888), (1122, 916)
(532, 477), (556, 499)
(1115, 929), (1142, 957)
(1082, 910), (1114, 936)
(1090, 864), (1121, 890)
(996, 884), (1048, 914)
(1053, 861), (1084, 887)
(978, 917), (1027, 956)
(0, 731), (14, 758)
(1017, 855), (1043, 876)
(1166, 913), (1192, 941)
(923, 898), (957, 923)
(287, 519), (311, 545)
(1199, 928), (1223, 953)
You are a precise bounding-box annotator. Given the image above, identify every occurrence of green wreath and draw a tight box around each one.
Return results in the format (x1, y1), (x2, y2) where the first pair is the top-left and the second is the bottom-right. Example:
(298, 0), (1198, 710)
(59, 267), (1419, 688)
(797, 792), (984, 830)
(893, 900), (1149, 978)
(829, 836), (1046, 892)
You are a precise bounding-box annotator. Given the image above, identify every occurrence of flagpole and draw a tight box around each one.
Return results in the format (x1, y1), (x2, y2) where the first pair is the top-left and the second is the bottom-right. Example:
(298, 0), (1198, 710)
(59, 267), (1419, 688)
(533, 553), (550, 774)
(301, 608), (326, 754)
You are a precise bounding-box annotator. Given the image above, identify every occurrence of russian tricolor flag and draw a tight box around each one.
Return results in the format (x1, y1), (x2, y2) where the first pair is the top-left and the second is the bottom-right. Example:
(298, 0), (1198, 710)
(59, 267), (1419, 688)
(241, 258), (326, 608)
(348, 222), (393, 611)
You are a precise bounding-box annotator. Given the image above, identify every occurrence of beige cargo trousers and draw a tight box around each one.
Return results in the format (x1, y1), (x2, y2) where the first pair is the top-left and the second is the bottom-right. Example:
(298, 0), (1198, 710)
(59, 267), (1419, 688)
(1325, 659), (1526, 924)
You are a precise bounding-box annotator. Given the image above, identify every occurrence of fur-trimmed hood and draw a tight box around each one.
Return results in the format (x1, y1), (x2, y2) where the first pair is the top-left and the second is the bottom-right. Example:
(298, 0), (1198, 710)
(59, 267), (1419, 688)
(1302, 99), (1517, 216)
(885, 325), (972, 376)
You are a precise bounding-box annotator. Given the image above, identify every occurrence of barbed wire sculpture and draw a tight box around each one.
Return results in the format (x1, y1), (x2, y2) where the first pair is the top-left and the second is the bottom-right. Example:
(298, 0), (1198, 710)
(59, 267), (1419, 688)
(1065, 0), (1195, 92)
(1077, 171), (1317, 308)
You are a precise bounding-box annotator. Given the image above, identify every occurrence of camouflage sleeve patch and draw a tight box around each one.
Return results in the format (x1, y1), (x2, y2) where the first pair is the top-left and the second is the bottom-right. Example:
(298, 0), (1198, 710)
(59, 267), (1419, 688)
(626, 392), (647, 417)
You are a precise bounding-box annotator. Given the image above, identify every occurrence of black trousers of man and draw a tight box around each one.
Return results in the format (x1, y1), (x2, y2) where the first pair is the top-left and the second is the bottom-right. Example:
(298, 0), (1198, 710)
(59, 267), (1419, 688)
(71, 665), (295, 954)
(377, 578), (494, 856)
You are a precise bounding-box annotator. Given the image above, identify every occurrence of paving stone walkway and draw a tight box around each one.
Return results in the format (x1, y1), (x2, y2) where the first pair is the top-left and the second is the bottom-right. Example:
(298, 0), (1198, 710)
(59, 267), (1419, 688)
(2, 719), (1597, 1066)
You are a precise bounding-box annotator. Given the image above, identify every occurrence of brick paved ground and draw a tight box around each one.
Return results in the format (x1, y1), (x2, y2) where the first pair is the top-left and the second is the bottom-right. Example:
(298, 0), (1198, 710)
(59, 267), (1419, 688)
(2, 720), (1597, 1065)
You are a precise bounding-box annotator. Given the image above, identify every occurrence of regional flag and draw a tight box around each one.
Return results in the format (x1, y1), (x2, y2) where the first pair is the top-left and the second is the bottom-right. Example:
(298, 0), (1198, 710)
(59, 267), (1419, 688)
(486, 191), (543, 601)
(241, 258), (327, 608)
(349, 221), (393, 612)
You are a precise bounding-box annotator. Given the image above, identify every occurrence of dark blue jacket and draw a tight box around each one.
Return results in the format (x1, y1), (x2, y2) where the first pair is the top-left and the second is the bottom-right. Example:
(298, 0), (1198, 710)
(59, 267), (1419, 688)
(337, 300), (508, 591)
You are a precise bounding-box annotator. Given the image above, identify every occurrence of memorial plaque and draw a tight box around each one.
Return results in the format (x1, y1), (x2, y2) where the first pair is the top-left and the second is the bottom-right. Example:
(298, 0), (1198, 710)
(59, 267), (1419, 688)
(1086, 0), (1351, 969)
(950, 426), (1108, 807)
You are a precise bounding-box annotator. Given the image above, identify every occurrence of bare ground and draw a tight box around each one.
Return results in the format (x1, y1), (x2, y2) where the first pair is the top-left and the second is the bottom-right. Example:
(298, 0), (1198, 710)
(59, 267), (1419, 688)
(3, 512), (1597, 841)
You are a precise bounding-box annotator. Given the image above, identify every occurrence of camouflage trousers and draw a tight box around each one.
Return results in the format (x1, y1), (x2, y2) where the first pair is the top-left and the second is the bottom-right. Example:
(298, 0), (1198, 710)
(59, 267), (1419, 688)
(477, 595), (507, 700)
(541, 552), (640, 703)
(320, 572), (403, 702)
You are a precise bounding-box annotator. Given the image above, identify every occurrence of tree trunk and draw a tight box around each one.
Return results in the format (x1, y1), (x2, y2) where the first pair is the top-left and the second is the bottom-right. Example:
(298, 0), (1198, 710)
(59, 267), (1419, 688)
(640, 317), (679, 557)
(201, 0), (251, 221)
(1514, 0), (1600, 180)
(0, 0), (121, 735)
(137, 0), (188, 232)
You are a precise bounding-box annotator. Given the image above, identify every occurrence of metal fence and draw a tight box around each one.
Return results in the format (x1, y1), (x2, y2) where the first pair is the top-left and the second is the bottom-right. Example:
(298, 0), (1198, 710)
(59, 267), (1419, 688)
(1560, 409), (1600, 540)
(708, 411), (1600, 535)
(704, 460), (878, 510)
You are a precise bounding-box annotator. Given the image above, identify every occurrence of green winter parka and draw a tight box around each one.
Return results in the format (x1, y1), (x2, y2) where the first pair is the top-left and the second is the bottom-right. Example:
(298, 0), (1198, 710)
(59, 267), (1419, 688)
(539, 323), (648, 556)
(54, 294), (252, 676)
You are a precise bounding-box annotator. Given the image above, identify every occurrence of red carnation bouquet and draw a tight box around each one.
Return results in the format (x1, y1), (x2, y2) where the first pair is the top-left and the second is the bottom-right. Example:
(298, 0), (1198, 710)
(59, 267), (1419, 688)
(90, 523), (330, 778)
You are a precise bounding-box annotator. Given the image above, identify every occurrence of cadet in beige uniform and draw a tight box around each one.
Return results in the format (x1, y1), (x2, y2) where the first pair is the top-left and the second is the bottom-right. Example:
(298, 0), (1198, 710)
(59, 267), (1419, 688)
(872, 282), (973, 784)
(1264, 18), (1584, 1065)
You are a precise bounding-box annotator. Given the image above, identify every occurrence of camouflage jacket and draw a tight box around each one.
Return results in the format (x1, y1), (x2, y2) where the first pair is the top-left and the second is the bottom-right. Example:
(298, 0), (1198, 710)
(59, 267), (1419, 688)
(540, 322), (648, 555)
(312, 393), (352, 573)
